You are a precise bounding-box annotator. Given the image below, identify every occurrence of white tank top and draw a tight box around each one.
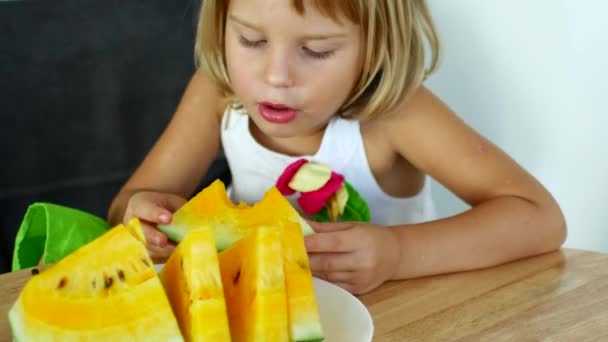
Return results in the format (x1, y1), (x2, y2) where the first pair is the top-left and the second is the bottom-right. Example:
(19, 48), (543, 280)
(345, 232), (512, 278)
(220, 108), (437, 226)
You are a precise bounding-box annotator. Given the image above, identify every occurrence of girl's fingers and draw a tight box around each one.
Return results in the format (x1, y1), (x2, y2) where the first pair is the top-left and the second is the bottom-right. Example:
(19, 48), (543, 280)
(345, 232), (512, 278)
(312, 271), (354, 284)
(147, 243), (176, 264)
(127, 192), (186, 224)
(142, 223), (169, 247)
(307, 220), (354, 233)
(305, 230), (355, 253)
(131, 202), (173, 224)
(157, 194), (187, 213)
(308, 252), (358, 273)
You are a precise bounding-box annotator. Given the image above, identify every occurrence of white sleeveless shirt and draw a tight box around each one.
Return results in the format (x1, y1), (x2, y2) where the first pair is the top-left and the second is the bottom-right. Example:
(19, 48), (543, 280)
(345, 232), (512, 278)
(220, 108), (437, 226)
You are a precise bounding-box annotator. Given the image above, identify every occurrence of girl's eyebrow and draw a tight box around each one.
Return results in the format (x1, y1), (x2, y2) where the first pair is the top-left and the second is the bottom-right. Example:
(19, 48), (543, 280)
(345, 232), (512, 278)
(228, 14), (348, 40)
(228, 14), (263, 32)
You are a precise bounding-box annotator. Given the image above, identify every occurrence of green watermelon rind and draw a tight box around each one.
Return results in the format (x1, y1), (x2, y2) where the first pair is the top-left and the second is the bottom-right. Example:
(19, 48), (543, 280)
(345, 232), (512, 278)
(8, 303), (26, 342)
(293, 216), (315, 236)
(292, 326), (324, 342)
(288, 306), (324, 342)
(157, 223), (188, 244)
(158, 216), (315, 251)
(158, 221), (247, 252)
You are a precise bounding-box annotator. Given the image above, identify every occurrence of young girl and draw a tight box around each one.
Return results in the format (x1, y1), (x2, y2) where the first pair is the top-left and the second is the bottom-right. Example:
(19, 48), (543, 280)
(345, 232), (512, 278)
(108, 0), (566, 295)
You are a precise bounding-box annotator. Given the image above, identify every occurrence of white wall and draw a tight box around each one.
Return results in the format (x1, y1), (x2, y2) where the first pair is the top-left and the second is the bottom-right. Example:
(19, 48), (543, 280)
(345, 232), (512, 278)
(425, 0), (608, 252)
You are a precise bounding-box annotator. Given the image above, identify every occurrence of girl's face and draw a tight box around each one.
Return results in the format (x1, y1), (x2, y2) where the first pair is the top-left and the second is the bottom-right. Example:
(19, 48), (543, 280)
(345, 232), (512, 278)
(225, 0), (364, 140)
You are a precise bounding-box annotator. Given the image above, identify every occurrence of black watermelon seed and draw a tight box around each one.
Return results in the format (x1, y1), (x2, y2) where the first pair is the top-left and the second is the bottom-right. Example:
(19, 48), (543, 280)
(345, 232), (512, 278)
(233, 269), (241, 285)
(105, 277), (114, 289)
(31, 268), (39, 275)
(297, 260), (308, 270)
(117, 270), (125, 281)
(57, 277), (67, 289)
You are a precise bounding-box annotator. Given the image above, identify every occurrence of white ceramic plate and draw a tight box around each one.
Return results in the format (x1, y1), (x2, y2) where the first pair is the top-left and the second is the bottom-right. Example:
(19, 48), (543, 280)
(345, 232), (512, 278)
(155, 264), (374, 342)
(312, 277), (374, 342)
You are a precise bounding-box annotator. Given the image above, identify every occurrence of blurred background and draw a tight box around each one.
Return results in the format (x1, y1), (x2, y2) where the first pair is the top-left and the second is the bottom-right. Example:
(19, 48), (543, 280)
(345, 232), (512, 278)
(427, 0), (608, 253)
(0, 0), (229, 273)
(1, 0), (606, 273)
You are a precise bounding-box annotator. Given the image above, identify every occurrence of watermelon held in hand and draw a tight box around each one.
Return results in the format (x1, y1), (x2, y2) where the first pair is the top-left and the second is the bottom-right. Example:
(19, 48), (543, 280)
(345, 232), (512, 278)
(8, 218), (183, 342)
(157, 180), (314, 250)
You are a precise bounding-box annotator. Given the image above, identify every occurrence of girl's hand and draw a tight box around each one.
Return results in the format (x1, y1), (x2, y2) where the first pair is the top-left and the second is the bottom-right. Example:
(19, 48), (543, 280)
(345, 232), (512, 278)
(304, 221), (401, 295)
(123, 191), (187, 263)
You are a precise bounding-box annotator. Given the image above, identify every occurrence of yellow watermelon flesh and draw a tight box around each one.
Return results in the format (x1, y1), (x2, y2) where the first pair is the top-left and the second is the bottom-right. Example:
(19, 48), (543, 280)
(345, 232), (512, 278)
(8, 218), (183, 342)
(157, 179), (314, 250)
(159, 180), (324, 341)
(242, 184), (313, 235)
(281, 221), (324, 341)
(160, 227), (231, 342)
(219, 226), (289, 342)
(240, 184), (324, 340)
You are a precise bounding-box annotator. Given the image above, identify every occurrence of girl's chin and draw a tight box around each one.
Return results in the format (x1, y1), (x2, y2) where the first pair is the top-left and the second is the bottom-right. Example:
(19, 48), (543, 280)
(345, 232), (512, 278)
(249, 115), (300, 139)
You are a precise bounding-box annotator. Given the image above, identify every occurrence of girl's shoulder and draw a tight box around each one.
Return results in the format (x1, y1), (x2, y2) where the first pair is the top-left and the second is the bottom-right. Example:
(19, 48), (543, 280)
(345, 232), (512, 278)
(375, 86), (442, 122)
(359, 85), (460, 173)
(361, 86), (444, 137)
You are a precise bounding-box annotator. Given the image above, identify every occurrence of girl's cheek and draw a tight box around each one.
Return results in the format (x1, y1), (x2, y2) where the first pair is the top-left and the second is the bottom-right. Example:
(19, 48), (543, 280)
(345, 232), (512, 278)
(230, 69), (253, 96)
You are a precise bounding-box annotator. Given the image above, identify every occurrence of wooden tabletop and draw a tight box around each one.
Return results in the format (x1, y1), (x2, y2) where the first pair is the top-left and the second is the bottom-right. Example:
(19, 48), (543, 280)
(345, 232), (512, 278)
(2, 248), (608, 341)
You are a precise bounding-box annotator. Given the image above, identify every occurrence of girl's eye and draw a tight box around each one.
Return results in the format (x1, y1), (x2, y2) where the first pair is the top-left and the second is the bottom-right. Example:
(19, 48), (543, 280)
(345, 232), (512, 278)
(238, 36), (265, 48)
(302, 46), (335, 60)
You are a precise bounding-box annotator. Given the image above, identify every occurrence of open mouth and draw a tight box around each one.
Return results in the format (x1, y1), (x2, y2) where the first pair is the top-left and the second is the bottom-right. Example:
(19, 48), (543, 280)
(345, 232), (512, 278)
(258, 102), (297, 124)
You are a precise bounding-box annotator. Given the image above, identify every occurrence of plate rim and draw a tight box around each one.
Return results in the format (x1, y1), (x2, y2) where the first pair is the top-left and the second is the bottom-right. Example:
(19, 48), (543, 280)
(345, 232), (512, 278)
(312, 277), (375, 342)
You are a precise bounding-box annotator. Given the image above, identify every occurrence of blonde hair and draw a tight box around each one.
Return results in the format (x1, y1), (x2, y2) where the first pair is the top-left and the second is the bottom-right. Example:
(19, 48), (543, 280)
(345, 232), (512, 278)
(196, 0), (440, 120)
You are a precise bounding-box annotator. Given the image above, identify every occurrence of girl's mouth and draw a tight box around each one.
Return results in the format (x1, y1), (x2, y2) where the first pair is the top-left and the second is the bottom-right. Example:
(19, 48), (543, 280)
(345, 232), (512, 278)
(258, 102), (297, 124)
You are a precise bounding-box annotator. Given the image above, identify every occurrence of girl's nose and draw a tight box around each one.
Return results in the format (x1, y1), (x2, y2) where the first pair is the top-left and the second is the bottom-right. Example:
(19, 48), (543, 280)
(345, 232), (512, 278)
(264, 49), (294, 88)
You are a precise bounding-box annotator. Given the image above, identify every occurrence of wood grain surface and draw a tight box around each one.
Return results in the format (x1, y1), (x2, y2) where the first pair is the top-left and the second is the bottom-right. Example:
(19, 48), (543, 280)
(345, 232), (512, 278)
(1, 248), (607, 341)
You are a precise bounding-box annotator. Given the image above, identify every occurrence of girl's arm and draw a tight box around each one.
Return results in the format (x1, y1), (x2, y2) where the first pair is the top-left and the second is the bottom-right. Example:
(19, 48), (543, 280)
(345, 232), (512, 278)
(107, 69), (226, 225)
(386, 87), (566, 279)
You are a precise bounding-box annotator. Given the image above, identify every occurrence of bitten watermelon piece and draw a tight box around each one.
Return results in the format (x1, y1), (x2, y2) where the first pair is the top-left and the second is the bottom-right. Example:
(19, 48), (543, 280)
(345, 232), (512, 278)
(219, 226), (289, 342)
(8, 218), (183, 342)
(160, 226), (231, 342)
(157, 180), (314, 250)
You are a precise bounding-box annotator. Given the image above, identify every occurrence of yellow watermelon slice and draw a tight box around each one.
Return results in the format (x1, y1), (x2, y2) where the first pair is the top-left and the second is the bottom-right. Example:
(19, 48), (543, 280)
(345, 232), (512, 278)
(8, 218), (183, 341)
(157, 180), (314, 250)
(281, 221), (324, 341)
(159, 180), (324, 341)
(160, 227), (231, 341)
(219, 226), (289, 342)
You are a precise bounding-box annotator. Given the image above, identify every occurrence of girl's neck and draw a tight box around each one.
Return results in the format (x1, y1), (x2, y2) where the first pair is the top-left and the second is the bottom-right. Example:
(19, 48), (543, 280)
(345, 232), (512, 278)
(249, 119), (328, 157)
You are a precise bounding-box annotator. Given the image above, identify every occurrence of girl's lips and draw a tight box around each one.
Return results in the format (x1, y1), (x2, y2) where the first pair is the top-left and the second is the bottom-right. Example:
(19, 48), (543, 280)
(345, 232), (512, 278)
(258, 102), (297, 124)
